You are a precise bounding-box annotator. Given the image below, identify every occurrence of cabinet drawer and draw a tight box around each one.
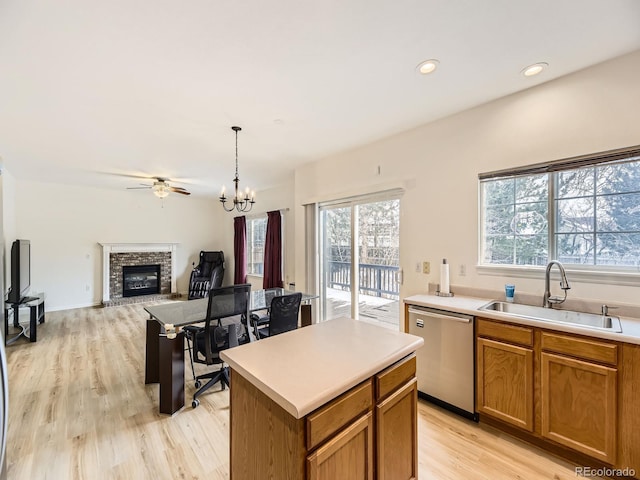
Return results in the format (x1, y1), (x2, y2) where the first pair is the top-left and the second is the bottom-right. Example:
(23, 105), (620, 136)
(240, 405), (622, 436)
(306, 380), (373, 451)
(307, 412), (374, 480)
(541, 332), (617, 366)
(375, 354), (416, 401)
(477, 318), (534, 347)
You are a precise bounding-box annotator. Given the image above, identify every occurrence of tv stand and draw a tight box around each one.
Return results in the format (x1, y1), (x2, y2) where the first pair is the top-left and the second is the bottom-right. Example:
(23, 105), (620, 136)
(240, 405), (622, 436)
(4, 293), (45, 345)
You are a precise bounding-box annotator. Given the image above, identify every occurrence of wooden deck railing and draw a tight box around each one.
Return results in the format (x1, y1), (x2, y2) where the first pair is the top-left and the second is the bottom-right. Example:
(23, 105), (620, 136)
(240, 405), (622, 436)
(327, 261), (399, 299)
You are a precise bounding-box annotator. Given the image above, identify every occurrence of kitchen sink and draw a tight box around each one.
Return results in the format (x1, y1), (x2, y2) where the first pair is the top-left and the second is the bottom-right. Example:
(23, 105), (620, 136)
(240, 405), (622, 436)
(478, 301), (622, 333)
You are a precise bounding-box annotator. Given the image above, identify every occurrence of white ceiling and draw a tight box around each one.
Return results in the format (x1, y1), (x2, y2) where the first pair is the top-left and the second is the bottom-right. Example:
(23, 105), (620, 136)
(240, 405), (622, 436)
(1, 0), (640, 197)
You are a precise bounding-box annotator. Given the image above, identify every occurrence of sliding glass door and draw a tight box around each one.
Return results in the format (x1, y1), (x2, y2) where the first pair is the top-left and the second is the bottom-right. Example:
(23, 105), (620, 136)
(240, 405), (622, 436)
(320, 205), (352, 320)
(319, 194), (401, 329)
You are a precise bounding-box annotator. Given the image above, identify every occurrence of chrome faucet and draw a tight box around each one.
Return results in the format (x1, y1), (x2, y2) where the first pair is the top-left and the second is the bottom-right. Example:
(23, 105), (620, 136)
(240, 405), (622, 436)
(543, 260), (571, 308)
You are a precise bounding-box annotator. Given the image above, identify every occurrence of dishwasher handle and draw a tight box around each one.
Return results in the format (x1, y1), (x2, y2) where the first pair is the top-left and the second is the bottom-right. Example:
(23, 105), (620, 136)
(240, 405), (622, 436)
(408, 307), (472, 323)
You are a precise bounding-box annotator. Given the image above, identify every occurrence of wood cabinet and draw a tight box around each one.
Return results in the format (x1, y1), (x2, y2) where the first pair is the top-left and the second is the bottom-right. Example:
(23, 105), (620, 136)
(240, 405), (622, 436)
(375, 355), (418, 480)
(477, 337), (534, 431)
(476, 317), (628, 471)
(306, 380), (374, 480)
(230, 354), (418, 480)
(540, 351), (616, 463)
(619, 343), (640, 475)
(476, 319), (534, 431)
(307, 411), (374, 480)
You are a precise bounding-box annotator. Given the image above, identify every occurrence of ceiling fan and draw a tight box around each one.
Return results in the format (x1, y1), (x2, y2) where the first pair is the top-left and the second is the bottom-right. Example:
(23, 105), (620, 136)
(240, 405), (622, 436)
(127, 177), (191, 198)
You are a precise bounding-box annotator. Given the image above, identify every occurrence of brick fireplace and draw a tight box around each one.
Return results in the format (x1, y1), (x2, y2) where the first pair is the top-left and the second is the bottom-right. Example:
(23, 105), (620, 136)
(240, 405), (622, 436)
(99, 243), (179, 306)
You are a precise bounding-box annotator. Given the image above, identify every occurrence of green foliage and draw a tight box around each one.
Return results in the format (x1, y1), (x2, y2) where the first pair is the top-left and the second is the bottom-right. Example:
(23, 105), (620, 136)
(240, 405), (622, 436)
(482, 158), (640, 267)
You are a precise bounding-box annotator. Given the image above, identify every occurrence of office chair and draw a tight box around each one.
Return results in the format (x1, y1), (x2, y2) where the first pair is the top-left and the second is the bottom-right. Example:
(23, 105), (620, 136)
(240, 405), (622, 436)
(184, 284), (252, 408)
(188, 251), (225, 300)
(254, 293), (302, 339)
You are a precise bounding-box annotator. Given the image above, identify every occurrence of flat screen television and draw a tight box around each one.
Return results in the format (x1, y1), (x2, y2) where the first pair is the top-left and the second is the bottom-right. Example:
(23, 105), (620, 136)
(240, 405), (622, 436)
(8, 239), (31, 304)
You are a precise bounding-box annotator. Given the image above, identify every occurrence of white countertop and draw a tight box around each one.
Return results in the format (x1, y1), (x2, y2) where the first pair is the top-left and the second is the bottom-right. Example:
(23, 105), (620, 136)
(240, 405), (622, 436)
(404, 294), (640, 345)
(220, 317), (424, 419)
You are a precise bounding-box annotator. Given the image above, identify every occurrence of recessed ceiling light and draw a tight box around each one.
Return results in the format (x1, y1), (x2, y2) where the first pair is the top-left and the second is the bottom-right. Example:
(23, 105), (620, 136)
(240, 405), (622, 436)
(416, 59), (439, 75)
(521, 62), (548, 77)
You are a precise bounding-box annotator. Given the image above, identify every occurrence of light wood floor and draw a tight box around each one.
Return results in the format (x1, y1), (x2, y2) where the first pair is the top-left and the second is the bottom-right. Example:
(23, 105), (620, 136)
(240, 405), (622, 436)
(6, 303), (600, 479)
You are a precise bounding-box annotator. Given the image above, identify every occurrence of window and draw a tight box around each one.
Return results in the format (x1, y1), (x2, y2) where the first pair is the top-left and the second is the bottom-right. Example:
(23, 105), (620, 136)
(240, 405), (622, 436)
(480, 147), (640, 268)
(247, 216), (267, 275)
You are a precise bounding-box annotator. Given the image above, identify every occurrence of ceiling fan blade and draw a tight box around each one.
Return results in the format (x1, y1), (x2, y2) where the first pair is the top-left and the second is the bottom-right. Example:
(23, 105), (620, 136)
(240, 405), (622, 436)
(170, 187), (191, 195)
(126, 186), (152, 190)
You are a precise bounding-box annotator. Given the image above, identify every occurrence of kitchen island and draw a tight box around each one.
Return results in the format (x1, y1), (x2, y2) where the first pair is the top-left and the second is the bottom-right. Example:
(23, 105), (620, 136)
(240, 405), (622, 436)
(220, 317), (424, 480)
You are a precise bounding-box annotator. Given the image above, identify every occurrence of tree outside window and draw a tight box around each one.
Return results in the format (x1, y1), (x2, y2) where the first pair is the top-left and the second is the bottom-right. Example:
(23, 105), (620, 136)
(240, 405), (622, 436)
(481, 157), (640, 268)
(247, 217), (267, 275)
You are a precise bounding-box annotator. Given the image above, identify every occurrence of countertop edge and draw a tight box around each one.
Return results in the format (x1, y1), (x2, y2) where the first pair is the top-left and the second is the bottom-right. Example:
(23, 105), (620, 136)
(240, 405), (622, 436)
(404, 294), (640, 345)
(223, 340), (423, 418)
(221, 318), (425, 420)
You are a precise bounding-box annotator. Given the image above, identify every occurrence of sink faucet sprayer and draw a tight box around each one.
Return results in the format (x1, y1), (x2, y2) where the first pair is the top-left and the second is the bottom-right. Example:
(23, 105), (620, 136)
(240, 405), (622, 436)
(543, 261), (571, 308)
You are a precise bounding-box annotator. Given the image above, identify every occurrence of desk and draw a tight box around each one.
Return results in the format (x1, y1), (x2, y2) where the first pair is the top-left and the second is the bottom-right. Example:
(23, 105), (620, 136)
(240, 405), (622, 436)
(143, 288), (316, 414)
(5, 293), (46, 345)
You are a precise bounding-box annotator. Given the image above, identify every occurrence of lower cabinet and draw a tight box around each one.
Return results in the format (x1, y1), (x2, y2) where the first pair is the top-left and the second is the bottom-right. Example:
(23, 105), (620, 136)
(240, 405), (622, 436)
(376, 378), (418, 480)
(230, 354), (418, 479)
(306, 354), (417, 480)
(307, 411), (374, 480)
(476, 318), (625, 471)
(477, 337), (533, 431)
(541, 352), (617, 463)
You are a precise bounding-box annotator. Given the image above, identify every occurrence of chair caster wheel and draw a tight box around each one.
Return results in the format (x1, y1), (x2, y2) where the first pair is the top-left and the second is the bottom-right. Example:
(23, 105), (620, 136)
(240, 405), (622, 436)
(192, 399), (200, 408)
(195, 380), (201, 388)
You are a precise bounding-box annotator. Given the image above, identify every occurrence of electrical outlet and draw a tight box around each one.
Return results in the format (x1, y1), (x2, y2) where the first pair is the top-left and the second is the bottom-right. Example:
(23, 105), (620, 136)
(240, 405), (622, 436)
(422, 261), (430, 274)
(459, 264), (466, 276)
(85, 284), (90, 292)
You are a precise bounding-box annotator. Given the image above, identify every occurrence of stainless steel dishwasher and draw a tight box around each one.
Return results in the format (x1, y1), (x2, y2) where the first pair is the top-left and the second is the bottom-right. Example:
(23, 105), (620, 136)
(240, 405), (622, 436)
(407, 304), (477, 420)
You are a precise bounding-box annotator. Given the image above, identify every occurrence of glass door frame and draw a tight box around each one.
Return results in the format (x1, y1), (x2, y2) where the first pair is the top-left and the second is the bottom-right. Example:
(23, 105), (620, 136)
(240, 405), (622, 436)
(318, 190), (402, 323)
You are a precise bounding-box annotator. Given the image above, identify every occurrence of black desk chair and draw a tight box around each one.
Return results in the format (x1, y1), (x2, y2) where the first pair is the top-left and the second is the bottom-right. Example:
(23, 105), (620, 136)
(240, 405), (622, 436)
(184, 284), (251, 408)
(254, 293), (302, 339)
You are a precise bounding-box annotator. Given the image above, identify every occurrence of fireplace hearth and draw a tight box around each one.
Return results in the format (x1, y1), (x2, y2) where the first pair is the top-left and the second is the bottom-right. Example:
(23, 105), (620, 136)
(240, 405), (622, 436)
(100, 242), (179, 306)
(123, 264), (161, 297)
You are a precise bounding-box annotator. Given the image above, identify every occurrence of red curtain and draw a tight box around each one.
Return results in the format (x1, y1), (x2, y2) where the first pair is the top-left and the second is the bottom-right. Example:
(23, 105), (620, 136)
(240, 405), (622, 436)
(262, 210), (283, 289)
(234, 216), (247, 284)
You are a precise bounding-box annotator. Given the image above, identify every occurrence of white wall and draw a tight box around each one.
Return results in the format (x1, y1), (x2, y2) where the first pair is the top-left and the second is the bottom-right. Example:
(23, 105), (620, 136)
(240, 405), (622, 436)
(294, 50), (640, 307)
(2, 170), (17, 291)
(12, 180), (226, 310)
(8, 50), (640, 311)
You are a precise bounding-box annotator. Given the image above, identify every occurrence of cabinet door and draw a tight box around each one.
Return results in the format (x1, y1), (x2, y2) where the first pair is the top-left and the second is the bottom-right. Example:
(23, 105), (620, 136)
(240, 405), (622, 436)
(307, 411), (373, 480)
(477, 337), (534, 431)
(376, 378), (418, 480)
(541, 352), (617, 463)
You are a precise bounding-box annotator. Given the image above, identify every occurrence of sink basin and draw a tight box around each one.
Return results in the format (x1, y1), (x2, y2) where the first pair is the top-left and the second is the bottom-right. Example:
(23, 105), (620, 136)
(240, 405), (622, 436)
(479, 301), (622, 333)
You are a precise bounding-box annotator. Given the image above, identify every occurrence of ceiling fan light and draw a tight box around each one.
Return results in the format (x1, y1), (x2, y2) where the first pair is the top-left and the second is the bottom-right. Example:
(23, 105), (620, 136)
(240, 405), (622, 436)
(153, 183), (170, 198)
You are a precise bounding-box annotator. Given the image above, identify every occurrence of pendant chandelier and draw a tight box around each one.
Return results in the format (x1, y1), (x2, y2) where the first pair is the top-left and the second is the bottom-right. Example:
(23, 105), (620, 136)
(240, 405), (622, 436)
(219, 126), (255, 213)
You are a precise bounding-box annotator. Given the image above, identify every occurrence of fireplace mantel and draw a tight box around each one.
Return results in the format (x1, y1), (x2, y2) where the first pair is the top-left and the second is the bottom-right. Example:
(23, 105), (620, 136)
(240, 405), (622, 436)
(99, 243), (179, 303)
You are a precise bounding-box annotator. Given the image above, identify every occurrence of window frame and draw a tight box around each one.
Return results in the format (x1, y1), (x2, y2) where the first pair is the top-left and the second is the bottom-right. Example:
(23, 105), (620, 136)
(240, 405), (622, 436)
(245, 212), (286, 279)
(246, 215), (267, 277)
(477, 145), (640, 286)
